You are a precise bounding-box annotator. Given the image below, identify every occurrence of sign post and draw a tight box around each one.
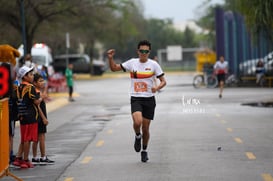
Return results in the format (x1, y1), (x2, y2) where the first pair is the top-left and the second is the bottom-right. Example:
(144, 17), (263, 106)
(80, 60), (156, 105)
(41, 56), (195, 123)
(66, 32), (70, 68)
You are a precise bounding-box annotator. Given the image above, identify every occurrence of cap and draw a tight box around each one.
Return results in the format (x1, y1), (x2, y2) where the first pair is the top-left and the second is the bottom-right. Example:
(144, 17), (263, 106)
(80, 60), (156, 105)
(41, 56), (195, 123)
(18, 65), (34, 79)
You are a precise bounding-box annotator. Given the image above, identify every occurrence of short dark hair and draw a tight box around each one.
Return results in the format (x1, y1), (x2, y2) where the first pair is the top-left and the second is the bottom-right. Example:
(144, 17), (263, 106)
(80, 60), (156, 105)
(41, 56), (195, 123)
(137, 40), (151, 50)
(33, 73), (43, 82)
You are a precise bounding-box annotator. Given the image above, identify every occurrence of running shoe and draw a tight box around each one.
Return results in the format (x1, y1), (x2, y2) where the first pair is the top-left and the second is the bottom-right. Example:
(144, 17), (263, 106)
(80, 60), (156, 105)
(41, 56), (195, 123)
(141, 151), (149, 162)
(69, 98), (75, 102)
(20, 160), (34, 168)
(40, 156), (55, 164)
(32, 158), (40, 165)
(12, 157), (22, 167)
(10, 155), (16, 163)
(134, 135), (141, 152)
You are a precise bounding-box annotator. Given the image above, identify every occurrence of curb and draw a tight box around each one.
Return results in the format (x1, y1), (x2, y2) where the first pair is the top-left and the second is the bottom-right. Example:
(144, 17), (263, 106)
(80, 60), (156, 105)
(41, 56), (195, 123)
(47, 92), (80, 113)
(47, 97), (69, 113)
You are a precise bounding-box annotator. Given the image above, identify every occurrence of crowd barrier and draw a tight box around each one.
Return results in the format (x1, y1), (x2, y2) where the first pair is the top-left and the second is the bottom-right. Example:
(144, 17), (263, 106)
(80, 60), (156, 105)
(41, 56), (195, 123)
(48, 73), (67, 92)
(0, 99), (22, 181)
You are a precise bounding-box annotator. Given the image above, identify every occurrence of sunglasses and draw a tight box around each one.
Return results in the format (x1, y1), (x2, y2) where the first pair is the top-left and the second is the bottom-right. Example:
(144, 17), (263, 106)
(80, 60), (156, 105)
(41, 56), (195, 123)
(139, 49), (150, 54)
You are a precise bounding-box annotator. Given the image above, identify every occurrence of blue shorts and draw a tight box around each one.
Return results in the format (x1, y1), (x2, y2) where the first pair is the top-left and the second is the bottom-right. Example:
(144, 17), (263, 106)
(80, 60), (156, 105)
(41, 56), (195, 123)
(130, 96), (156, 120)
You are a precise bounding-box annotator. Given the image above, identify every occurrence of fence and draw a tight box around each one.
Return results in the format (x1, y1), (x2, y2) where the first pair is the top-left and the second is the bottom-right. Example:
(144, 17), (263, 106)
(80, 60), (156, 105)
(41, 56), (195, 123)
(215, 7), (273, 77)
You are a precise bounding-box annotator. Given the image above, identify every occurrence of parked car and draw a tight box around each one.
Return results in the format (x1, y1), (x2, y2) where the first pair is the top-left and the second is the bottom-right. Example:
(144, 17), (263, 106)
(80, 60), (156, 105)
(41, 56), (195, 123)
(239, 51), (273, 76)
(263, 52), (273, 76)
(264, 59), (273, 76)
(239, 58), (260, 76)
(52, 54), (106, 75)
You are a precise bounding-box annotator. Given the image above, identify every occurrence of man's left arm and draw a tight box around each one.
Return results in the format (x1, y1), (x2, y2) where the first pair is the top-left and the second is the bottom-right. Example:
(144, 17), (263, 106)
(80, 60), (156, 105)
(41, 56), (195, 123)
(157, 75), (166, 90)
(152, 74), (166, 93)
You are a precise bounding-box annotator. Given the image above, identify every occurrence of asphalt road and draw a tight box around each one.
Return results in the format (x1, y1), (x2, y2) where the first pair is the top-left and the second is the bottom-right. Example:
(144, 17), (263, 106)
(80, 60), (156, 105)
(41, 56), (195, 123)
(4, 73), (273, 181)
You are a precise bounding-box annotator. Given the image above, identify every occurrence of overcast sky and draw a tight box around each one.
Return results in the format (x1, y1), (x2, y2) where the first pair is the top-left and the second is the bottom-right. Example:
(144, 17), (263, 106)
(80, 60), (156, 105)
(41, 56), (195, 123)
(142, 0), (224, 23)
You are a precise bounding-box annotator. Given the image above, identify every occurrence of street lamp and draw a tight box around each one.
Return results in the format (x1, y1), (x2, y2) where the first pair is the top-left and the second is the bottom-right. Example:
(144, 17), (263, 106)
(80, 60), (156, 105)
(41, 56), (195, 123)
(20, 0), (27, 56)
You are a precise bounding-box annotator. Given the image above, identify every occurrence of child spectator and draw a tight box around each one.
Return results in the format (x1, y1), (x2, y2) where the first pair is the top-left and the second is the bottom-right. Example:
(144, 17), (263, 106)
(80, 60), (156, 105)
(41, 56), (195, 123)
(32, 73), (54, 164)
(65, 64), (75, 101)
(12, 65), (42, 168)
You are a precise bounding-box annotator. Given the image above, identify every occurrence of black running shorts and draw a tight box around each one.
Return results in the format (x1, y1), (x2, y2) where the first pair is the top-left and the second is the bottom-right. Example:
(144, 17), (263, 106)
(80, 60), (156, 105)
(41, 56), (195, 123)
(130, 96), (156, 120)
(38, 120), (47, 134)
(217, 73), (226, 83)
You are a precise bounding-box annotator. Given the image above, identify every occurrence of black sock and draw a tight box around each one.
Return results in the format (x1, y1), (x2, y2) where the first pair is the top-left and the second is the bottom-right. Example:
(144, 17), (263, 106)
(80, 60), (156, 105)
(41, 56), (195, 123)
(143, 145), (147, 151)
(136, 132), (141, 136)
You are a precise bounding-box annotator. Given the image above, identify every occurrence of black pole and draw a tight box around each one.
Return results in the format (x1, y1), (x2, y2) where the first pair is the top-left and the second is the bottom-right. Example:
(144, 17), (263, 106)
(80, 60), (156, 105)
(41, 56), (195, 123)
(20, 0), (27, 56)
(215, 7), (225, 59)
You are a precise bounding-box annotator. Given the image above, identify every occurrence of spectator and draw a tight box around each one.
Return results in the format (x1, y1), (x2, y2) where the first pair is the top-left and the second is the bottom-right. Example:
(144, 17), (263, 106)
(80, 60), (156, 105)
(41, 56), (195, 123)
(255, 59), (265, 85)
(38, 65), (49, 94)
(24, 54), (38, 73)
(32, 73), (54, 164)
(65, 64), (75, 102)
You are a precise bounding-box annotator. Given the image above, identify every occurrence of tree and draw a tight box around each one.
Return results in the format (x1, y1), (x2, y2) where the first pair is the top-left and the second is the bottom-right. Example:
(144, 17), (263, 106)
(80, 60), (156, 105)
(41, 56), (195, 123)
(0, 0), (83, 53)
(182, 26), (197, 48)
(141, 18), (184, 57)
(195, 0), (223, 49)
(37, 0), (144, 60)
(0, 0), (143, 60)
(99, 0), (147, 60)
(225, 0), (273, 43)
(0, 0), (203, 62)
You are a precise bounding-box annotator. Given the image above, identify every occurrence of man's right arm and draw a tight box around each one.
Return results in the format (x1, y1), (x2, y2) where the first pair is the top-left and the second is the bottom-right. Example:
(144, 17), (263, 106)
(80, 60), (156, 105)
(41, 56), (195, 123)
(107, 49), (123, 72)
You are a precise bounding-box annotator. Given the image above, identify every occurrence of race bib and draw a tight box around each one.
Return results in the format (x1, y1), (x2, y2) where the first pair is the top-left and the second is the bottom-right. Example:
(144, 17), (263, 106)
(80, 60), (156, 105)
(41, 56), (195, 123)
(134, 82), (148, 92)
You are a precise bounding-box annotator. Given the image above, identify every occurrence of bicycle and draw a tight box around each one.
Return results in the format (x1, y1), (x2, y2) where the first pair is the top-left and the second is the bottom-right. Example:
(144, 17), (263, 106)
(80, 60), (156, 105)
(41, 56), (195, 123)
(193, 71), (218, 88)
(225, 73), (239, 87)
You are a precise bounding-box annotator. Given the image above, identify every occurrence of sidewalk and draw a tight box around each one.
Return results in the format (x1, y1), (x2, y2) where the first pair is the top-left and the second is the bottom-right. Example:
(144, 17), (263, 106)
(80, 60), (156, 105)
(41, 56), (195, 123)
(46, 92), (76, 113)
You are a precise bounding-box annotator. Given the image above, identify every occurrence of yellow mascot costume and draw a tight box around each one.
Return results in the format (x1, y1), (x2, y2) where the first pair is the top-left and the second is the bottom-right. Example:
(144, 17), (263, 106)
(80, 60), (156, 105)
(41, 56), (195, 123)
(0, 44), (20, 66)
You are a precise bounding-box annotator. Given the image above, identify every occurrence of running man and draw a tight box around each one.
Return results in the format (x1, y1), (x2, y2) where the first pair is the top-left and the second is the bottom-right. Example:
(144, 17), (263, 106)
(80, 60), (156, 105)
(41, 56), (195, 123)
(107, 40), (167, 162)
(214, 56), (228, 98)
